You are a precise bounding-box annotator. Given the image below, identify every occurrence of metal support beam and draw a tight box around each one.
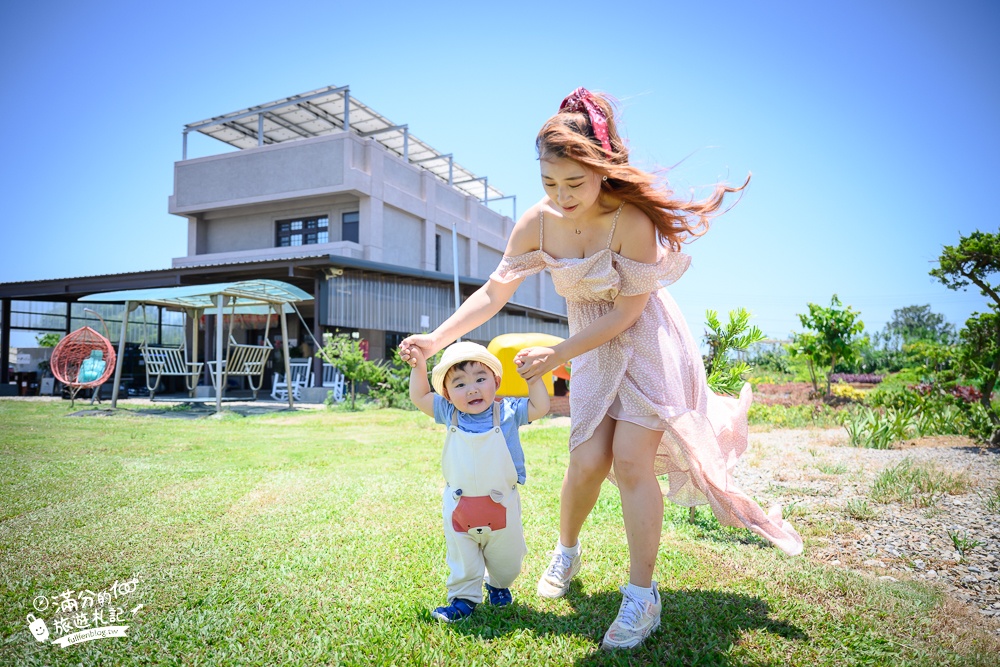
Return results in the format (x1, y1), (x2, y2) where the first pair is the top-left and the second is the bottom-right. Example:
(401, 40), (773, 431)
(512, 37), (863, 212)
(0, 299), (10, 385)
(258, 114), (264, 147)
(411, 153), (452, 165)
(262, 111), (312, 141)
(279, 306), (293, 409)
(182, 130), (189, 160)
(111, 301), (130, 408)
(451, 223), (461, 340)
(486, 194), (518, 221)
(343, 89), (350, 132)
(452, 177), (486, 186)
(453, 176), (489, 200)
(215, 294), (224, 413)
(358, 124), (407, 138)
(312, 275), (323, 389)
(403, 127), (409, 162)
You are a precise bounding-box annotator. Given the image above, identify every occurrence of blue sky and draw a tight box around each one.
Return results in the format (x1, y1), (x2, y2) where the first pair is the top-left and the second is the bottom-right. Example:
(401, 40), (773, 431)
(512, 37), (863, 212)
(1, 0), (996, 347)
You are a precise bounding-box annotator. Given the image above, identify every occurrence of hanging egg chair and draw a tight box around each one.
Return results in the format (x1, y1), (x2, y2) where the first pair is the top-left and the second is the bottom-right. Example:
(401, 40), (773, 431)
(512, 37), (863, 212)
(49, 310), (117, 407)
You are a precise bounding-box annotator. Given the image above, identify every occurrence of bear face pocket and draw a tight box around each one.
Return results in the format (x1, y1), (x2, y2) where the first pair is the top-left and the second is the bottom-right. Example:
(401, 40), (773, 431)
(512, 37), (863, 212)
(451, 495), (507, 535)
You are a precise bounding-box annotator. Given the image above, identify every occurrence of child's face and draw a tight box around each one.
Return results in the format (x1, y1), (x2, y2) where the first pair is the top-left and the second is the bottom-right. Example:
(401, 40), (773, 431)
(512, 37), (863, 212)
(444, 362), (499, 415)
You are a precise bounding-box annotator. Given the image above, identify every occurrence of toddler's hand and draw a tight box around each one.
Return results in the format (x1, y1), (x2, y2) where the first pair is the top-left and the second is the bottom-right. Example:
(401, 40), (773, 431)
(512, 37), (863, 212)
(514, 346), (557, 383)
(399, 334), (434, 368)
(401, 344), (424, 368)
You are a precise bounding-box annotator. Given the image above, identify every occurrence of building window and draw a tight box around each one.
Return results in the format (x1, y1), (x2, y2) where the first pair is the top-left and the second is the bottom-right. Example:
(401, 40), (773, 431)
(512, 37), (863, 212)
(276, 216), (329, 247)
(342, 211), (359, 243)
(435, 234), (442, 272)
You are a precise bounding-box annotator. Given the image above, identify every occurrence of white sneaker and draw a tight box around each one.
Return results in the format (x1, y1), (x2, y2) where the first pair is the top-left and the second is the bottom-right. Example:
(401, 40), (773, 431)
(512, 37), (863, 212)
(536, 547), (582, 598)
(601, 583), (662, 650)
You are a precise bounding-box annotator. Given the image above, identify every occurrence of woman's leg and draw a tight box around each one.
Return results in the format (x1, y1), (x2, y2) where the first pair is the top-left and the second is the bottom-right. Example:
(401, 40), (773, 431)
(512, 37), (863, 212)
(611, 421), (664, 587)
(559, 413), (616, 547)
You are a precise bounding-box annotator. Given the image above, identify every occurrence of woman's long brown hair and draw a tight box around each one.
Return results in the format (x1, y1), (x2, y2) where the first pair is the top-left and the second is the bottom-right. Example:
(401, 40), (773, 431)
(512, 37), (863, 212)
(536, 92), (749, 252)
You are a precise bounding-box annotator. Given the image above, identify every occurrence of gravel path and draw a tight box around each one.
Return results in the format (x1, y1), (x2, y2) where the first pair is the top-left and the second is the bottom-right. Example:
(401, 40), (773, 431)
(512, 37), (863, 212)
(738, 428), (1000, 632)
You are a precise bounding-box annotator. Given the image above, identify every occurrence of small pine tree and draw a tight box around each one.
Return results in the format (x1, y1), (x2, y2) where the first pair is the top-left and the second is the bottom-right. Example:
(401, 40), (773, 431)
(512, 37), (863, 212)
(703, 308), (765, 396)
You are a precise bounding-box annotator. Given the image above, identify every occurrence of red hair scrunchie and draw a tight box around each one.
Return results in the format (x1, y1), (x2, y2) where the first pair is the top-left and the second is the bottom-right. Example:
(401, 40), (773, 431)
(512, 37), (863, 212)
(559, 87), (612, 157)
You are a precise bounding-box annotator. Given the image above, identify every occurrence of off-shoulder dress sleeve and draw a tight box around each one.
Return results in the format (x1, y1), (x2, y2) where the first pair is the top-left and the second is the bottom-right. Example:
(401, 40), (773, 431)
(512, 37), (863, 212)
(614, 250), (691, 296)
(489, 250), (547, 284)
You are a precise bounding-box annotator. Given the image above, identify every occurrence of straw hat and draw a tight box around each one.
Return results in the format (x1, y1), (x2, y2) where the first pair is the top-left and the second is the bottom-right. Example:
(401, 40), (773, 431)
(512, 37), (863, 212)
(431, 341), (503, 396)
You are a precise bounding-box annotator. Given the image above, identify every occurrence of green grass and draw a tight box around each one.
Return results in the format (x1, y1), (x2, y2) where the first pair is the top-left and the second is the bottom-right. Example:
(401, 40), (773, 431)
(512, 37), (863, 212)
(844, 499), (877, 521)
(982, 483), (1000, 514)
(870, 458), (973, 508)
(1, 400), (997, 666)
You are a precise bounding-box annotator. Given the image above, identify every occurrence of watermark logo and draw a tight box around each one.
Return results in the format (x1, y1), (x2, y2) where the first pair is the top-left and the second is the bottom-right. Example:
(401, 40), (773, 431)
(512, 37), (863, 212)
(27, 575), (143, 648)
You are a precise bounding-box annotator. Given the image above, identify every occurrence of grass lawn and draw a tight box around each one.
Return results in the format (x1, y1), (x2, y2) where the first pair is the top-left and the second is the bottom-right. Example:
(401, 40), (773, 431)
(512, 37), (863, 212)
(1, 400), (997, 666)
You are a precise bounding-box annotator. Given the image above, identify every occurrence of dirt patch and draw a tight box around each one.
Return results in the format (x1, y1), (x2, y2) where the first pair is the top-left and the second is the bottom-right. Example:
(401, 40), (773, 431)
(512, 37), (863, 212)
(893, 434), (980, 449)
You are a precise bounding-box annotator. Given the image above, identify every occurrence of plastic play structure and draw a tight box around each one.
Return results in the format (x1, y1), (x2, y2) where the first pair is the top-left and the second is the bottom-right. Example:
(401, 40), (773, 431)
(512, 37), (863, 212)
(487, 332), (566, 397)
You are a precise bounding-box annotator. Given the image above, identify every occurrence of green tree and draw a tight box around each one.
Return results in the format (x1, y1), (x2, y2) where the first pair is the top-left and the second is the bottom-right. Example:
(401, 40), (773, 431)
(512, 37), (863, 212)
(885, 304), (954, 344)
(795, 295), (865, 394)
(366, 346), (416, 409)
(703, 308), (765, 396)
(930, 230), (1000, 441)
(320, 333), (380, 410)
(789, 331), (829, 394)
(35, 333), (61, 347)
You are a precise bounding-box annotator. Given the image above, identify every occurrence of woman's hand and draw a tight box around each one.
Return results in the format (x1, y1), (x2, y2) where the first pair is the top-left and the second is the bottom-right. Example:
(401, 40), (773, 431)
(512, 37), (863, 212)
(399, 334), (438, 368)
(514, 346), (563, 383)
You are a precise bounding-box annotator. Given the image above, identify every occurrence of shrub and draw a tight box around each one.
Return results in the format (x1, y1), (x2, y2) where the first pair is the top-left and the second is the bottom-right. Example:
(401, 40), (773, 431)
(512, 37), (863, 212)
(366, 347), (416, 410)
(828, 373), (883, 385)
(829, 382), (867, 403)
(748, 403), (842, 429)
(841, 405), (917, 449)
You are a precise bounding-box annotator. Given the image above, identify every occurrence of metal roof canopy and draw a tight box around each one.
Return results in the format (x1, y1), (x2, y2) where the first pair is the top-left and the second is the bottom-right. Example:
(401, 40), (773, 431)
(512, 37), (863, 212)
(80, 280), (313, 412)
(80, 280), (312, 311)
(183, 85), (507, 203)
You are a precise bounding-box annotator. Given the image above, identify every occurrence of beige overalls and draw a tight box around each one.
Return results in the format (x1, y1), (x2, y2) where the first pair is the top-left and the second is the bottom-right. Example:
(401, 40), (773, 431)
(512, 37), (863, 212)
(441, 402), (527, 603)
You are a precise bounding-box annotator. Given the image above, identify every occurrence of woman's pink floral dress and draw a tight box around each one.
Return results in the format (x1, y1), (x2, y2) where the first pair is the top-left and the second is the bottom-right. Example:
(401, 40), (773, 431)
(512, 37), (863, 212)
(490, 210), (803, 556)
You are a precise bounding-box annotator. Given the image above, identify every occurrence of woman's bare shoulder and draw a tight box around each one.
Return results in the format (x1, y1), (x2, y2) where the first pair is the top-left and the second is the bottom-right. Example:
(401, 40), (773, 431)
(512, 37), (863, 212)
(505, 199), (548, 256)
(615, 204), (659, 263)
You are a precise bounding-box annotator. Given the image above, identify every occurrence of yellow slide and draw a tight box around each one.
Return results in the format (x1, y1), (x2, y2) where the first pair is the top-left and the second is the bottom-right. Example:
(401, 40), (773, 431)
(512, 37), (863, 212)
(487, 333), (566, 397)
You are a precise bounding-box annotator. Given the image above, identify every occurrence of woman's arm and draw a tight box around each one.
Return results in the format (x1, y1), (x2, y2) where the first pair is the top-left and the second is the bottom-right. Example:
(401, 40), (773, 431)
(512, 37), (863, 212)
(515, 292), (651, 382)
(400, 201), (544, 359)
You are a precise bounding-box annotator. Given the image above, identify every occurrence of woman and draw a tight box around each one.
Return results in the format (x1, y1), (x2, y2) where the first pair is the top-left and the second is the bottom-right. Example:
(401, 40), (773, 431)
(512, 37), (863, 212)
(401, 88), (802, 650)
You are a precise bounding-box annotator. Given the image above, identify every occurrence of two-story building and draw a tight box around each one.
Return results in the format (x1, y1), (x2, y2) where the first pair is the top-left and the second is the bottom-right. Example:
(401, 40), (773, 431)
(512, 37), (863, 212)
(0, 85), (569, 395)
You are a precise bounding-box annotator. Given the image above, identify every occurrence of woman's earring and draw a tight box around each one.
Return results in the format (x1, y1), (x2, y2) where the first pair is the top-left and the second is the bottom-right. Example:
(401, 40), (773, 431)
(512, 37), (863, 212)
(602, 175), (608, 182)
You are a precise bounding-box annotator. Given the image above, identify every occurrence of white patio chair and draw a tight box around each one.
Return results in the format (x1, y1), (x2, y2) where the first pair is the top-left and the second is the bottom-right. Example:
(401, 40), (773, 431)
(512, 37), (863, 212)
(271, 358), (314, 402)
(321, 362), (346, 403)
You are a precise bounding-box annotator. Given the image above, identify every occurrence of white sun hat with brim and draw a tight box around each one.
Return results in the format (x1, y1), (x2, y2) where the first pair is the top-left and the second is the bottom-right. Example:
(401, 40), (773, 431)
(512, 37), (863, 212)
(431, 341), (504, 396)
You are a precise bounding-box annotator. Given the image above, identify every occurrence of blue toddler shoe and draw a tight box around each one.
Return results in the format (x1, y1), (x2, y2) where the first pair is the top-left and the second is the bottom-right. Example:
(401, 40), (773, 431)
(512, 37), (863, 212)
(431, 598), (476, 622)
(484, 583), (513, 607)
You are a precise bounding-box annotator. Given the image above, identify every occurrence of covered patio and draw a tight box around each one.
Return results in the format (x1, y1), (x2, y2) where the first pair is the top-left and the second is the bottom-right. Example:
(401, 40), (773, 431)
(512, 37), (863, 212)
(80, 279), (312, 412)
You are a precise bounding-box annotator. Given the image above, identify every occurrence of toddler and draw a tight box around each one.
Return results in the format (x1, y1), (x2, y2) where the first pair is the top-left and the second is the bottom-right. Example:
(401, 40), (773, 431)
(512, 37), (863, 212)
(408, 341), (549, 621)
